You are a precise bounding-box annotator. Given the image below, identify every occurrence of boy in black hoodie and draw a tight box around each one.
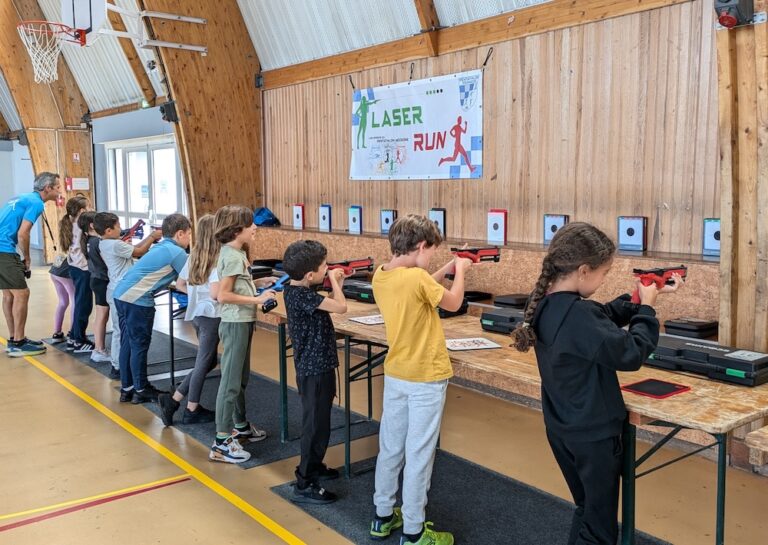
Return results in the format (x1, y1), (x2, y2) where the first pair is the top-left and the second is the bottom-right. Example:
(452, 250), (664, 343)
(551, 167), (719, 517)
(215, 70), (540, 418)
(512, 222), (683, 545)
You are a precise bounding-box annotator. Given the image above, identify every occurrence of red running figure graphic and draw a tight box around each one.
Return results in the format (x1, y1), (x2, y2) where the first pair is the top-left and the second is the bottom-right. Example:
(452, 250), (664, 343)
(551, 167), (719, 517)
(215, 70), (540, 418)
(438, 115), (475, 172)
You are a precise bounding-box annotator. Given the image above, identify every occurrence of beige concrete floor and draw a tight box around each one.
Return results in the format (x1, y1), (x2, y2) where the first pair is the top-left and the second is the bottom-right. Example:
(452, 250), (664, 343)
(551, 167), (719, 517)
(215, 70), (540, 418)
(0, 268), (766, 544)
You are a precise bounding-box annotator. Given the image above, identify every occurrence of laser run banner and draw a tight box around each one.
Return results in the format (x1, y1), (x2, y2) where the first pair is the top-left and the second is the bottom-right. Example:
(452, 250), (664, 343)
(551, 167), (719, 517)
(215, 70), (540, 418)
(350, 70), (483, 180)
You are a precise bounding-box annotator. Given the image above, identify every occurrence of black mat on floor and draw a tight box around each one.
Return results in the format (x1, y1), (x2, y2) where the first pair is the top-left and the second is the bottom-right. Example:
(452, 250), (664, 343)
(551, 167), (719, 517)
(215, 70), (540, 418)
(44, 330), (198, 378)
(143, 371), (380, 470)
(271, 450), (670, 545)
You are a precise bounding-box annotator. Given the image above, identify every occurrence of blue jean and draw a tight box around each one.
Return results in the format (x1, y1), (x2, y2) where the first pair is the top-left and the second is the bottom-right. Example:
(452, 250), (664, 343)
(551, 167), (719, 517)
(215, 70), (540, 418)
(114, 299), (155, 391)
(69, 267), (93, 343)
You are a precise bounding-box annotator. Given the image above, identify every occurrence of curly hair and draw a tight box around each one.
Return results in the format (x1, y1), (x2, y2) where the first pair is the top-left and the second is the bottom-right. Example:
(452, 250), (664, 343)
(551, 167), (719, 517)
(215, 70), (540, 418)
(511, 222), (615, 352)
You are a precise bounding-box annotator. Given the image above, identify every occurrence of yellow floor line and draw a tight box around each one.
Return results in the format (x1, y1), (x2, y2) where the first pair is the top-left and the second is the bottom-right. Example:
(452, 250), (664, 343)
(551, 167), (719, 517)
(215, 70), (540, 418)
(3, 341), (306, 545)
(0, 474), (190, 521)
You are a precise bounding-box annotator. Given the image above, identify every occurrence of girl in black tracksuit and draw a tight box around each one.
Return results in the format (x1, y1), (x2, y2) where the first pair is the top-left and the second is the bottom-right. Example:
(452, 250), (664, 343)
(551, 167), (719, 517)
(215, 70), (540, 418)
(512, 222), (682, 545)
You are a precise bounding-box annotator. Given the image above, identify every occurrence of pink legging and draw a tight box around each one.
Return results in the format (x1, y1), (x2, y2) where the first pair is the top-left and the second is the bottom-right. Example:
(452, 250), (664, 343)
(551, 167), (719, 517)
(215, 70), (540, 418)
(50, 274), (75, 334)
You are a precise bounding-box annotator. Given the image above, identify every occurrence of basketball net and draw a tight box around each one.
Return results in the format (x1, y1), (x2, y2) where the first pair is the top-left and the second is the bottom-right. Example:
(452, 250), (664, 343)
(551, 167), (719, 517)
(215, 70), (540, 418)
(16, 21), (84, 84)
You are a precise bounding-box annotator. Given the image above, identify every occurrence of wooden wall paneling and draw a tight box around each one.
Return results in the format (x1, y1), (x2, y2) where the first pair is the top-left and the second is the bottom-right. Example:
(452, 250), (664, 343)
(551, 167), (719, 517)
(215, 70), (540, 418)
(262, 1), (719, 254)
(717, 28), (738, 346)
(755, 11), (768, 351)
(715, 0), (768, 351)
(140, 0), (263, 219)
(734, 26), (758, 349)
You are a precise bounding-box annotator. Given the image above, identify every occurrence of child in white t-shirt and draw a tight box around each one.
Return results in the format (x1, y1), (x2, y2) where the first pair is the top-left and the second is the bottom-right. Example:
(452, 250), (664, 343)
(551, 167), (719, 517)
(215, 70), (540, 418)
(94, 212), (160, 378)
(158, 214), (222, 425)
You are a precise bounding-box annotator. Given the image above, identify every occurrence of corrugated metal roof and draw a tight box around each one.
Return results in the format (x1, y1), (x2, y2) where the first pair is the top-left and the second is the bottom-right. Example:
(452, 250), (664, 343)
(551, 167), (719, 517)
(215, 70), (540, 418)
(434, 0), (553, 27)
(237, 0), (422, 71)
(114, 0), (165, 98)
(36, 0), (148, 112)
(0, 71), (23, 131)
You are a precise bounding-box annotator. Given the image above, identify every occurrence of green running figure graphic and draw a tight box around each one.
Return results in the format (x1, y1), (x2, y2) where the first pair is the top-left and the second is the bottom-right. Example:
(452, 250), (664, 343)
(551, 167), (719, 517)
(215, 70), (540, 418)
(355, 95), (379, 149)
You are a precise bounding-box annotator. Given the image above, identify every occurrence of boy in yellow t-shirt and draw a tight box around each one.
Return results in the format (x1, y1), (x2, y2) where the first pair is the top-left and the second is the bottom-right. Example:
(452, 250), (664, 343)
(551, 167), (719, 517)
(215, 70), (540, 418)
(369, 214), (471, 545)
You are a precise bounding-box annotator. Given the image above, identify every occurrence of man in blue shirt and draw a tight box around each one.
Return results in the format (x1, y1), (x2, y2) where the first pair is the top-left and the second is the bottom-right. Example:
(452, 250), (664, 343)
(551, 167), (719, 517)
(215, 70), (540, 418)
(114, 213), (191, 404)
(0, 172), (62, 357)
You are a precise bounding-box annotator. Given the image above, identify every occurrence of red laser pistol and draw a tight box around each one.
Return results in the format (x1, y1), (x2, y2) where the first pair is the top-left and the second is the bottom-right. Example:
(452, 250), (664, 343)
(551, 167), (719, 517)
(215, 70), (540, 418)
(322, 257), (375, 290)
(447, 247), (500, 278)
(631, 265), (687, 304)
(120, 219), (145, 242)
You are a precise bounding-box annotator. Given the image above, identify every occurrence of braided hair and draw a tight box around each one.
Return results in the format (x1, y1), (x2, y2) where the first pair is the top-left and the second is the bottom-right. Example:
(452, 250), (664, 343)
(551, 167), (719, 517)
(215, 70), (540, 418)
(511, 222), (615, 352)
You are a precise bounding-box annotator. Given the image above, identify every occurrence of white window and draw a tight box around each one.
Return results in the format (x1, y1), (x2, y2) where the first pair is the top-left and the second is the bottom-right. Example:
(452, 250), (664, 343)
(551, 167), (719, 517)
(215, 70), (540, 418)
(105, 135), (188, 231)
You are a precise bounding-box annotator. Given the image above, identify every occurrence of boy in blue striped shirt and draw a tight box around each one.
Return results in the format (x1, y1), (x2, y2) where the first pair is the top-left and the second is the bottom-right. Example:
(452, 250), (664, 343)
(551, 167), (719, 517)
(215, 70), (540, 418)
(113, 213), (191, 404)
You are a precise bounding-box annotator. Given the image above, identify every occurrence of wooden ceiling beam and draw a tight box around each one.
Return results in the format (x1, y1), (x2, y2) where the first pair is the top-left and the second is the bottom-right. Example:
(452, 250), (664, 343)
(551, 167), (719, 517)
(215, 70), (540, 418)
(262, 33), (435, 90)
(89, 96), (167, 119)
(413, 0), (439, 56)
(262, 0), (692, 90)
(437, 0), (693, 55)
(0, 113), (9, 136)
(413, 0), (439, 30)
(106, 0), (158, 105)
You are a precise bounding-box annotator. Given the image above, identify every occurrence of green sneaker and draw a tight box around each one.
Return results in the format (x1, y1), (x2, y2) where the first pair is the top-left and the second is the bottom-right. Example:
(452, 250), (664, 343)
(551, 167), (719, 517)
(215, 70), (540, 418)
(399, 522), (454, 545)
(370, 507), (403, 540)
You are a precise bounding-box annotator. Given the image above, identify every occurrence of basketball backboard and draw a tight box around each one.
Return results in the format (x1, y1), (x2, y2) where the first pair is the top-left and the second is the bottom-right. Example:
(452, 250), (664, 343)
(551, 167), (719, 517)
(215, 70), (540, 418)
(61, 0), (107, 37)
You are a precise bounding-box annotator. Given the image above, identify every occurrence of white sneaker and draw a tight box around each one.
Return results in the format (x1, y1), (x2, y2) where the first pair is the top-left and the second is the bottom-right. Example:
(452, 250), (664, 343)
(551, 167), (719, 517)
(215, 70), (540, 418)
(209, 437), (251, 464)
(90, 350), (111, 363)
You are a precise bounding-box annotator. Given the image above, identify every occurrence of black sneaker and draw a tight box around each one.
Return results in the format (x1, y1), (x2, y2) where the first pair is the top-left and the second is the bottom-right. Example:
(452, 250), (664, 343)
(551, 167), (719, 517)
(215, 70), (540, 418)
(292, 482), (337, 505)
(157, 393), (180, 426)
(109, 367), (120, 380)
(51, 332), (65, 343)
(131, 384), (166, 404)
(181, 405), (215, 424)
(119, 389), (134, 403)
(317, 465), (340, 481)
(65, 338), (76, 351)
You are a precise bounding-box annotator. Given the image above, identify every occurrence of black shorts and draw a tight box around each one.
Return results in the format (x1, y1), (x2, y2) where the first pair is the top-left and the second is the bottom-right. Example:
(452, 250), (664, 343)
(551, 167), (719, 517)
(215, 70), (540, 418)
(0, 252), (27, 290)
(90, 277), (109, 306)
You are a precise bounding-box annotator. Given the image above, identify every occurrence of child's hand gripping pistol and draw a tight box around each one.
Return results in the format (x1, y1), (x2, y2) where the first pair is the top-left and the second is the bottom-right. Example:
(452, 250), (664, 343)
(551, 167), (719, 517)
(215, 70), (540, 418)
(446, 247), (500, 279)
(322, 257), (374, 290)
(631, 265), (688, 304)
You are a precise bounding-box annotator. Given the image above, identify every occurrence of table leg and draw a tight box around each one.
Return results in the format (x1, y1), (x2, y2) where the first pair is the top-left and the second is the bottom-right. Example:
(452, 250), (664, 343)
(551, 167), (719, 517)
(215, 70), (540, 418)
(345, 335), (351, 478)
(715, 433), (727, 545)
(278, 323), (288, 443)
(621, 420), (637, 545)
(367, 343), (373, 420)
(168, 290), (175, 387)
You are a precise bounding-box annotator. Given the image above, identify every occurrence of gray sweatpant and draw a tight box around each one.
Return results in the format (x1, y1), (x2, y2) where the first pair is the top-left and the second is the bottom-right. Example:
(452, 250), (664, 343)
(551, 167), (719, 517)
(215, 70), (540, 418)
(108, 294), (120, 370)
(176, 316), (220, 404)
(373, 375), (448, 535)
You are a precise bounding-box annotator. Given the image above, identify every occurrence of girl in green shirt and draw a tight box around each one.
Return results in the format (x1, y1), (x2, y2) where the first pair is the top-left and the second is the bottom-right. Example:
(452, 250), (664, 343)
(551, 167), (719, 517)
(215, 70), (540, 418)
(209, 205), (277, 464)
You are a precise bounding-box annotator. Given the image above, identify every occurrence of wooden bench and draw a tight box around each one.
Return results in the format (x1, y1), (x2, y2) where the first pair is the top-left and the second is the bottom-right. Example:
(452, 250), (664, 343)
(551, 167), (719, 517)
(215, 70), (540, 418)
(746, 425), (768, 466)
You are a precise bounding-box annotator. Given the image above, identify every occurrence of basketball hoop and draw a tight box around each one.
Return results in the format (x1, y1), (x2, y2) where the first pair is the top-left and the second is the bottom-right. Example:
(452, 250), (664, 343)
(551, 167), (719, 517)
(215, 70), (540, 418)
(16, 21), (85, 84)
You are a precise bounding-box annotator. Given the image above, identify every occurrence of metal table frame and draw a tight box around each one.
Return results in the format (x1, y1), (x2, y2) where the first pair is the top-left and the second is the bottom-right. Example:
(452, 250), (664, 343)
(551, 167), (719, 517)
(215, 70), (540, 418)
(276, 323), (387, 476)
(621, 419), (728, 545)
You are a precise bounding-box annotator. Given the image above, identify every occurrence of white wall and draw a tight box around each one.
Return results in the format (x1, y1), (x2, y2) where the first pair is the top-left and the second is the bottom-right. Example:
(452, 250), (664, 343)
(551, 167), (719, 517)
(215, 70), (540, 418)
(0, 141), (43, 249)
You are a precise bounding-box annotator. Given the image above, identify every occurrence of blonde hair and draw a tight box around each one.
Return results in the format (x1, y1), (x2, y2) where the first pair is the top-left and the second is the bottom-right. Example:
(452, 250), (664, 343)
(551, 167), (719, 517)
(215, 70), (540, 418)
(187, 215), (220, 286)
(511, 222), (615, 352)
